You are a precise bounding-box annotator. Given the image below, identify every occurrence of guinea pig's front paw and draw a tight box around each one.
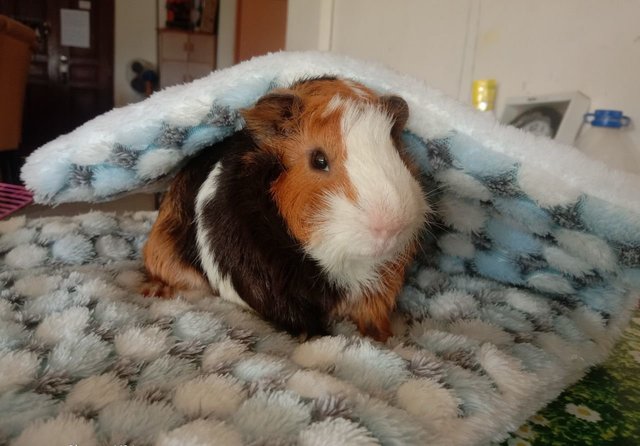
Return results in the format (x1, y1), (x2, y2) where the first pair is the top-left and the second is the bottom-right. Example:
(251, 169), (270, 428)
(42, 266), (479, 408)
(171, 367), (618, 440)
(357, 318), (393, 343)
(139, 279), (175, 299)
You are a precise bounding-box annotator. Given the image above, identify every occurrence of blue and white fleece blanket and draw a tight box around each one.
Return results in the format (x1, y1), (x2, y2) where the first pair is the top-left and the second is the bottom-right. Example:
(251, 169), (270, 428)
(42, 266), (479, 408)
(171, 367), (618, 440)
(1, 51), (638, 445)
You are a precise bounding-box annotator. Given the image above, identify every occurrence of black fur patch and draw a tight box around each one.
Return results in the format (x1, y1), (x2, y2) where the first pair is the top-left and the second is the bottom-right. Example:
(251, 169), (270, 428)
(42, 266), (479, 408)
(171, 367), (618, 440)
(288, 75), (339, 89)
(111, 143), (139, 168)
(163, 147), (223, 272)
(483, 170), (522, 197)
(550, 202), (585, 230)
(616, 243), (640, 268)
(197, 131), (346, 336)
(69, 165), (93, 186)
(426, 138), (453, 171)
(518, 254), (548, 275)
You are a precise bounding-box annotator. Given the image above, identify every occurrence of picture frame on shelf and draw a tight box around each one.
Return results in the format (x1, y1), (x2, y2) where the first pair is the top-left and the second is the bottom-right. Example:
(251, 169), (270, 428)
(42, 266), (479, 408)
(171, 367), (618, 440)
(500, 91), (591, 145)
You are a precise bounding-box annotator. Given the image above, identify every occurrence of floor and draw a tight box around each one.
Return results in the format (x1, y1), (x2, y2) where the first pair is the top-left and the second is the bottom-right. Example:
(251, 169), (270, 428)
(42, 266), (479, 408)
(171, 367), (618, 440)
(14, 193), (157, 218)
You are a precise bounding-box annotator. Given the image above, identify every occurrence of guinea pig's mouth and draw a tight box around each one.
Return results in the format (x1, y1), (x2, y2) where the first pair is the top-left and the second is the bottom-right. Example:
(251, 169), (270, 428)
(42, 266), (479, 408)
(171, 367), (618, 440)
(348, 225), (417, 259)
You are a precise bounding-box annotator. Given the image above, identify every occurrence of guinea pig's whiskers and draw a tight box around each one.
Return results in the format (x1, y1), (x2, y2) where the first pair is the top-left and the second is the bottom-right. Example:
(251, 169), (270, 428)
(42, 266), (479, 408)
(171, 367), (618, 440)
(425, 183), (447, 194)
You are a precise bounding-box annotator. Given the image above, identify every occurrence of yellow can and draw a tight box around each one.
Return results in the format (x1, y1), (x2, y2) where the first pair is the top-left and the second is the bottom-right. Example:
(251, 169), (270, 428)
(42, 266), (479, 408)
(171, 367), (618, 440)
(472, 79), (497, 112)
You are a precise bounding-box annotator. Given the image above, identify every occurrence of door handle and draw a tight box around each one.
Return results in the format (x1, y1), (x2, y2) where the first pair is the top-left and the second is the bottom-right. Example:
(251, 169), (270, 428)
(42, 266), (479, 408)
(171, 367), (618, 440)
(59, 55), (69, 84)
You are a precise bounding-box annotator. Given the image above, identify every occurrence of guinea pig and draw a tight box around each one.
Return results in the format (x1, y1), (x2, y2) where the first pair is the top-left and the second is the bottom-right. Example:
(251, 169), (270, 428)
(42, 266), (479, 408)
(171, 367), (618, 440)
(142, 77), (430, 341)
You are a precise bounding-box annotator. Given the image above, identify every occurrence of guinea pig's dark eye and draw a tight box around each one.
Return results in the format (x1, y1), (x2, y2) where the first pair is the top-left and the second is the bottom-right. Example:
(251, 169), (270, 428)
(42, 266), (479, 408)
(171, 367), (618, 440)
(310, 149), (330, 172)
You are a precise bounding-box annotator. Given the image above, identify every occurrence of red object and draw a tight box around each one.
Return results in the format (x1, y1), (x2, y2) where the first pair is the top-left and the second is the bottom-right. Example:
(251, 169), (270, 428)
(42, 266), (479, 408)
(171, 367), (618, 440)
(0, 183), (33, 220)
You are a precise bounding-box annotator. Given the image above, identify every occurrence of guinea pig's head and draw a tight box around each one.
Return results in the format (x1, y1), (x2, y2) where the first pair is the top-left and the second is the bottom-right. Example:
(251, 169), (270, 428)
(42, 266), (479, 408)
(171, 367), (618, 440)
(241, 78), (430, 293)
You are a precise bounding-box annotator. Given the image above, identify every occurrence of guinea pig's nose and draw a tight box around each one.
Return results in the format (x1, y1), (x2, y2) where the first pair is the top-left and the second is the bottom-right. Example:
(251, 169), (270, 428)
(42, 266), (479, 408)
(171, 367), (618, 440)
(368, 218), (405, 241)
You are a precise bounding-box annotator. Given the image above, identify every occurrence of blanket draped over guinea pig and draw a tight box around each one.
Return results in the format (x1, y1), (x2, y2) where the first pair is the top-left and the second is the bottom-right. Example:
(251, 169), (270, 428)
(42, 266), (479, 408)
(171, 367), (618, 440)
(16, 50), (640, 443)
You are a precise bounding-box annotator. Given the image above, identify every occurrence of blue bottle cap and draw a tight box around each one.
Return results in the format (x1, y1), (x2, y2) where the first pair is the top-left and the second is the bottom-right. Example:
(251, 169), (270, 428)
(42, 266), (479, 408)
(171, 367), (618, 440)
(584, 109), (631, 128)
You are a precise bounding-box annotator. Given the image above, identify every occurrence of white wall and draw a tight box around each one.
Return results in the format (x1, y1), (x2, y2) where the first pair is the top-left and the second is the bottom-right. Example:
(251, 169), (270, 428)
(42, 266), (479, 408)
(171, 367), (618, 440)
(114, 0), (158, 107)
(331, 0), (474, 99)
(286, 0), (640, 147)
(217, 0), (238, 69)
(285, 0), (334, 51)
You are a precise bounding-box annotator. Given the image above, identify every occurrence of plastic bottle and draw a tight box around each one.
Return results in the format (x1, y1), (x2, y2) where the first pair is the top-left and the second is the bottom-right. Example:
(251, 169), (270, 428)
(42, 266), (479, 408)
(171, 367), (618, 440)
(575, 109), (640, 175)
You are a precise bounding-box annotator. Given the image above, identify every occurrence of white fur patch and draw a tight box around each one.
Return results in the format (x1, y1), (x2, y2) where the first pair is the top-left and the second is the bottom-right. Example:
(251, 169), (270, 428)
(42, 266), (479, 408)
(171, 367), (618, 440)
(322, 95), (347, 117)
(76, 211), (118, 235)
(306, 101), (428, 294)
(98, 399), (183, 445)
(543, 245), (593, 277)
(415, 268), (448, 290)
(75, 277), (127, 302)
(344, 79), (372, 98)
(4, 244), (48, 269)
(534, 332), (588, 368)
(438, 194), (487, 233)
(448, 319), (514, 346)
(11, 414), (97, 446)
(428, 290), (478, 320)
(476, 343), (536, 398)
(527, 272), (575, 295)
(35, 307), (91, 346)
(201, 339), (250, 372)
(173, 374), (247, 418)
(298, 417), (378, 446)
(39, 221), (80, 242)
(503, 289), (552, 318)
(13, 274), (61, 298)
(95, 235), (131, 260)
(0, 215), (26, 234)
(231, 390), (312, 443)
(136, 148), (184, 180)
(0, 350), (39, 393)
(435, 168), (492, 201)
(0, 228), (36, 251)
(64, 373), (130, 412)
(195, 164), (249, 309)
(570, 307), (608, 348)
(148, 298), (194, 319)
(555, 229), (616, 272)
(290, 336), (348, 370)
(518, 164), (581, 208)
(286, 369), (359, 399)
(437, 233), (476, 258)
(396, 378), (461, 429)
(157, 420), (243, 446)
(115, 270), (146, 289)
(114, 326), (171, 361)
(0, 300), (13, 321)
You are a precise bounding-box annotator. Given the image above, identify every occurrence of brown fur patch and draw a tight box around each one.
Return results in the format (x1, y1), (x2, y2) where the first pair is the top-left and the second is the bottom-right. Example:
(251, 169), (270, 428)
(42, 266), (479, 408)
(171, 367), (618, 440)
(335, 243), (418, 342)
(142, 195), (209, 295)
(142, 149), (220, 297)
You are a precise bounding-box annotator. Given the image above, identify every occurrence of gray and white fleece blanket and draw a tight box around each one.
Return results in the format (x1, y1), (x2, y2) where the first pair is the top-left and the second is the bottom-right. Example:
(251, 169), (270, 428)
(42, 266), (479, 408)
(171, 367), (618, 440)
(2, 52), (639, 445)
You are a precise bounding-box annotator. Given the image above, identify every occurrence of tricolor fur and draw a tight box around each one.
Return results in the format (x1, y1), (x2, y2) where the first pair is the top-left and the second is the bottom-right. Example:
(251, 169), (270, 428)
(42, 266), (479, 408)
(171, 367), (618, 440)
(143, 78), (429, 340)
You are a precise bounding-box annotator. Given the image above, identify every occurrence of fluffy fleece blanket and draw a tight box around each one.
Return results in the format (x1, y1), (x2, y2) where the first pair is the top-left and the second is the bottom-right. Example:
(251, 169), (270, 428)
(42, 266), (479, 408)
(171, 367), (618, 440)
(2, 51), (639, 445)
(1, 211), (636, 446)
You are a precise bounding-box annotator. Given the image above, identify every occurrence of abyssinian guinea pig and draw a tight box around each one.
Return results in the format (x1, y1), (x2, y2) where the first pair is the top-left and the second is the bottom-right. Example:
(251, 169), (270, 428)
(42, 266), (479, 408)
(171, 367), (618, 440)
(142, 77), (430, 341)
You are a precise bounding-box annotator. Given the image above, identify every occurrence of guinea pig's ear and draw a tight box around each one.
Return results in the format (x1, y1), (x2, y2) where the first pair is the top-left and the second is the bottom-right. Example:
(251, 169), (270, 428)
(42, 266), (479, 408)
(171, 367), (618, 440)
(380, 95), (409, 140)
(242, 92), (304, 144)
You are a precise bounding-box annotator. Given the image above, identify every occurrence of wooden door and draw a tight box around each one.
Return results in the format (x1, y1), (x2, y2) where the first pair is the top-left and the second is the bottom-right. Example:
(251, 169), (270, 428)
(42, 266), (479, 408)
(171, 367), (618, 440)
(0, 0), (114, 183)
(234, 0), (287, 64)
